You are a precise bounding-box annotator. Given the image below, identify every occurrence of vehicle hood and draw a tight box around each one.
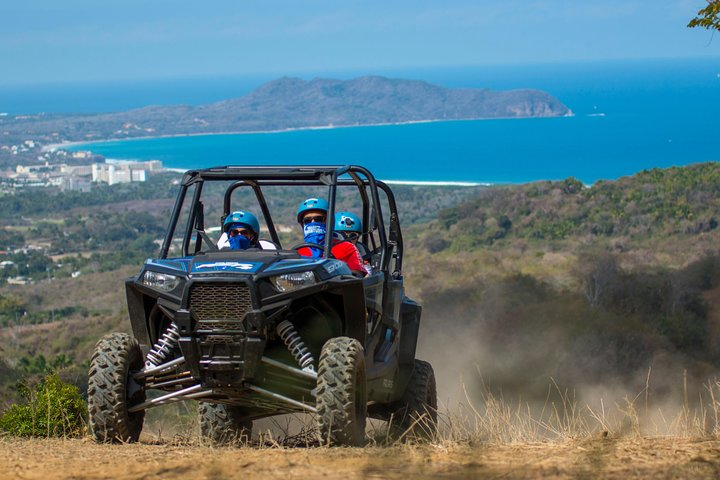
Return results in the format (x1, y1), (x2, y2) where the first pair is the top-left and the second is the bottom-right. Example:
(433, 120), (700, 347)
(144, 250), (350, 277)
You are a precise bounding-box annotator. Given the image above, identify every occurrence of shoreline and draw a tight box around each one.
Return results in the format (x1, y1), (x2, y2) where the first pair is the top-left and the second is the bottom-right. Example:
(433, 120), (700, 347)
(39, 115), (572, 188)
(41, 114), (573, 152)
(382, 179), (489, 187)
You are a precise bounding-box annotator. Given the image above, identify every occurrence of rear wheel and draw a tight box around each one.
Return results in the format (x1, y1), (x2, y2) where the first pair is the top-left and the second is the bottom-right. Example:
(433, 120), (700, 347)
(88, 333), (146, 443)
(390, 359), (437, 440)
(316, 337), (367, 446)
(198, 402), (253, 445)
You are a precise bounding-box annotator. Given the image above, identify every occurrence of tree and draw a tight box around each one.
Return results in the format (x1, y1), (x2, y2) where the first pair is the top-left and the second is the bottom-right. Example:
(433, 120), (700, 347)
(688, 1), (720, 32)
(583, 254), (621, 309)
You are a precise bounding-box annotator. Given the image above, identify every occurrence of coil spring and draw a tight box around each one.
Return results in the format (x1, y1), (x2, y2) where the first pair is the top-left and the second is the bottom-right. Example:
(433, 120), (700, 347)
(145, 322), (181, 368)
(276, 320), (315, 373)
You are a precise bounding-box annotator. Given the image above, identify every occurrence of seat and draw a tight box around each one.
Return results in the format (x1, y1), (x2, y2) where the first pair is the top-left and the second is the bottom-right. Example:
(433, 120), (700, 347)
(258, 239), (279, 250)
(355, 241), (371, 260)
(216, 233), (278, 251)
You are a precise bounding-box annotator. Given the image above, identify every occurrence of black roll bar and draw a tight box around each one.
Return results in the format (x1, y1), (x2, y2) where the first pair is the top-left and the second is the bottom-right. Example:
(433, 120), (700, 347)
(376, 181), (403, 276)
(183, 181), (204, 256)
(223, 180), (281, 246)
(161, 165), (401, 275)
(159, 174), (192, 258)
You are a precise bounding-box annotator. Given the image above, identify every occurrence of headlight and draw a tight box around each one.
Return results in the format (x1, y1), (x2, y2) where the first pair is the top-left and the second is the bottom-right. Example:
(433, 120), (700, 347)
(142, 270), (181, 292)
(270, 271), (316, 292)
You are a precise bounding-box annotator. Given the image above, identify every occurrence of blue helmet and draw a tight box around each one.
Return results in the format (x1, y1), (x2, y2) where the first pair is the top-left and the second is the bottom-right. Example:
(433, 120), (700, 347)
(223, 210), (260, 235)
(335, 211), (362, 233)
(297, 197), (329, 223)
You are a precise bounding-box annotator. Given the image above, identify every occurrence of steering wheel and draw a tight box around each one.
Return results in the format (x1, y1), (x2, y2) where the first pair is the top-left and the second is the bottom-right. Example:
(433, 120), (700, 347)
(290, 242), (325, 252)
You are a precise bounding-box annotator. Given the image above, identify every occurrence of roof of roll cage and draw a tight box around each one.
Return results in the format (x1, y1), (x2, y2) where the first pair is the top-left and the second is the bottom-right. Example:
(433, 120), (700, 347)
(181, 165), (377, 184)
(163, 163), (402, 274)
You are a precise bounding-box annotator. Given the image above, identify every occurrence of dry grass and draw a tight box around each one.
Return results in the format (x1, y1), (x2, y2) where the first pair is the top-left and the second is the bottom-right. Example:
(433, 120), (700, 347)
(2, 378), (720, 479)
(428, 376), (720, 446)
(132, 375), (720, 448)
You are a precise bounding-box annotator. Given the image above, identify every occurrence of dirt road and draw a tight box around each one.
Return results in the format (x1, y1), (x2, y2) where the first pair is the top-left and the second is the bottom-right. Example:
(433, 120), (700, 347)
(1, 436), (719, 479)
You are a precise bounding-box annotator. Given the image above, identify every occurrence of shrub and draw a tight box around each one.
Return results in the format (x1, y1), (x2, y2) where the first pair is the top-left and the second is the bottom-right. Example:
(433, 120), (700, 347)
(424, 235), (449, 254)
(0, 373), (87, 437)
(562, 177), (584, 194)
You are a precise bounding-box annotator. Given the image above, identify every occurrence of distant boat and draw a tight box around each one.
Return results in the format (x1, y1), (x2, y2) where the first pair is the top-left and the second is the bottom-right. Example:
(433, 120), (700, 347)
(588, 105), (605, 117)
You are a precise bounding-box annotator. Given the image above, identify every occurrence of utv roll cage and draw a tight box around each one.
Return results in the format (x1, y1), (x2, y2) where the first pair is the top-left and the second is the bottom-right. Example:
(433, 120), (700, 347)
(159, 165), (404, 276)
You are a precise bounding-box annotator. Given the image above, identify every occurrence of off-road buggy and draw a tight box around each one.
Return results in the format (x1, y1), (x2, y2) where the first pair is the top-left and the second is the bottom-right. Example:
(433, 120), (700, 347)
(87, 165), (437, 446)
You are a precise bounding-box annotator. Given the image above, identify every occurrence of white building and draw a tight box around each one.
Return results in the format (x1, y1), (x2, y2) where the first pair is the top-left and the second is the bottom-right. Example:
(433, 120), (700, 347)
(91, 160), (161, 185)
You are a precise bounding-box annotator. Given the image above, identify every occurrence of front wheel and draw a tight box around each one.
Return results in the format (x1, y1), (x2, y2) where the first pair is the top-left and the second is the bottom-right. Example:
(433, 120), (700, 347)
(316, 337), (367, 446)
(88, 333), (146, 443)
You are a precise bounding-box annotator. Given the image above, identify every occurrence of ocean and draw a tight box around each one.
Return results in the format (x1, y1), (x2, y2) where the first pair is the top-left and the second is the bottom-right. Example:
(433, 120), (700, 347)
(36, 57), (720, 184)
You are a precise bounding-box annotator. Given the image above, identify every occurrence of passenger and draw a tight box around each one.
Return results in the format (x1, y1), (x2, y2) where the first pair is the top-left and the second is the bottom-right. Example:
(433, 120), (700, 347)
(296, 198), (366, 277)
(335, 211), (372, 275)
(334, 211), (362, 244)
(217, 210), (260, 250)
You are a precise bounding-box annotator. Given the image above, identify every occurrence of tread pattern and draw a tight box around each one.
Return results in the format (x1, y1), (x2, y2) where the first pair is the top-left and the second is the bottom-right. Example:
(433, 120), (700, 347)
(315, 337), (367, 446)
(88, 332), (146, 443)
(392, 359), (438, 439)
(198, 402), (252, 445)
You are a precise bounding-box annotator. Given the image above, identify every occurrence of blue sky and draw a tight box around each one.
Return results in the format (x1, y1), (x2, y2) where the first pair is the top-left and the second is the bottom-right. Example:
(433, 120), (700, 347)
(0, 0), (718, 86)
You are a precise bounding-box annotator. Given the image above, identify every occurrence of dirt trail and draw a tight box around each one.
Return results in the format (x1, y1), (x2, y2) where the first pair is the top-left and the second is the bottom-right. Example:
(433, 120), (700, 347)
(1, 436), (720, 479)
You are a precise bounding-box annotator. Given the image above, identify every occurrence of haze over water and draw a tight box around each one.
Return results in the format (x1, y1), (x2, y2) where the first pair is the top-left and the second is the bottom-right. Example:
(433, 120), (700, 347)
(55, 58), (720, 184)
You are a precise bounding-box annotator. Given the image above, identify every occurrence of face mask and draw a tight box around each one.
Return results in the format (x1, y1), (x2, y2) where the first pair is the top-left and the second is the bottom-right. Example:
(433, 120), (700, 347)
(303, 222), (326, 257)
(229, 234), (251, 250)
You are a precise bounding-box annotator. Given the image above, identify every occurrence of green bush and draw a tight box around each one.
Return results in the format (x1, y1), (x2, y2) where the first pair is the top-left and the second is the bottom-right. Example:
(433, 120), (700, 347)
(0, 373), (87, 437)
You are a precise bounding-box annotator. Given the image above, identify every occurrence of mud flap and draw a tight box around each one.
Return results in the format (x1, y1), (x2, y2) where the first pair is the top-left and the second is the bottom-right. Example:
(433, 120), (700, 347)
(393, 297), (422, 398)
(399, 297), (421, 366)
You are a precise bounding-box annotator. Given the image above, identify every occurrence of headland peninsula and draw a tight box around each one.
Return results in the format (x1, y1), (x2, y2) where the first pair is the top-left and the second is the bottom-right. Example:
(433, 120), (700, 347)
(0, 76), (570, 169)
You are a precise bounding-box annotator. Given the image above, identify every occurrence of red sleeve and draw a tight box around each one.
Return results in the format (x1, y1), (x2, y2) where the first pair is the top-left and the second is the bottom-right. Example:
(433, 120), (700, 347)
(332, 242), (367, 276)
(297, 247), (312, 257)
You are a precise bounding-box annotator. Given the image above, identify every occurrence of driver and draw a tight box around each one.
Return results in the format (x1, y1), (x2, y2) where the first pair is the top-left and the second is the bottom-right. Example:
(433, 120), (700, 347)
(217, 210), (260, 250)
(296, 198), (366, 277)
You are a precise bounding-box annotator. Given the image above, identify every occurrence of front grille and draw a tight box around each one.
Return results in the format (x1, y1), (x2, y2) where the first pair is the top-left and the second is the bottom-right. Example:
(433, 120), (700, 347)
(189, 283), (253, 321)
(196, 320), (246, 332)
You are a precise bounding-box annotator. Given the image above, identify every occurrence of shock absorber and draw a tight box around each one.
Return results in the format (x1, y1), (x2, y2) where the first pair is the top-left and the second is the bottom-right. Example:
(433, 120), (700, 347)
(276, 320), (315, 373)
(145, 322), (181, 369)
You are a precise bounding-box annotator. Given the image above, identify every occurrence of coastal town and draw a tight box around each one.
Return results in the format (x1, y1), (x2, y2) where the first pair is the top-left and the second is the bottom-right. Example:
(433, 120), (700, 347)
(0, 131), (170, 287)
(0, 135), (164, 192)
(0, 108), (171, 193)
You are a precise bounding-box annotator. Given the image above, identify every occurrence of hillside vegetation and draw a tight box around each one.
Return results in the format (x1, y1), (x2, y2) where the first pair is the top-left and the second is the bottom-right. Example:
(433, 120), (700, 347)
(417, 163), (720, 255)
(2, 163), (720, 435)
(406, 163), (720, 410)
(0, 174), (483, 285)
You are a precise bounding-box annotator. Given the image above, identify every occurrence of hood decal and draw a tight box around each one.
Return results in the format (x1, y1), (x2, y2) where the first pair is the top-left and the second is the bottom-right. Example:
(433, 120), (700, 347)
(263, 258), (321, 273)
(191, 261), (263, 273)
(146, 258), (191, 272)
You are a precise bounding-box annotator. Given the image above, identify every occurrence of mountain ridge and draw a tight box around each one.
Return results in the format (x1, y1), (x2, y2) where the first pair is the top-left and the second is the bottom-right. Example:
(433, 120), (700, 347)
(4, 75), (571, 144)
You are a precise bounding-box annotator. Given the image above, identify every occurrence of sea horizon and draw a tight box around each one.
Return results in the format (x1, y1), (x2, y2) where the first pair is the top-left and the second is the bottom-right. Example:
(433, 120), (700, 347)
(2, 56), (717, 115)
